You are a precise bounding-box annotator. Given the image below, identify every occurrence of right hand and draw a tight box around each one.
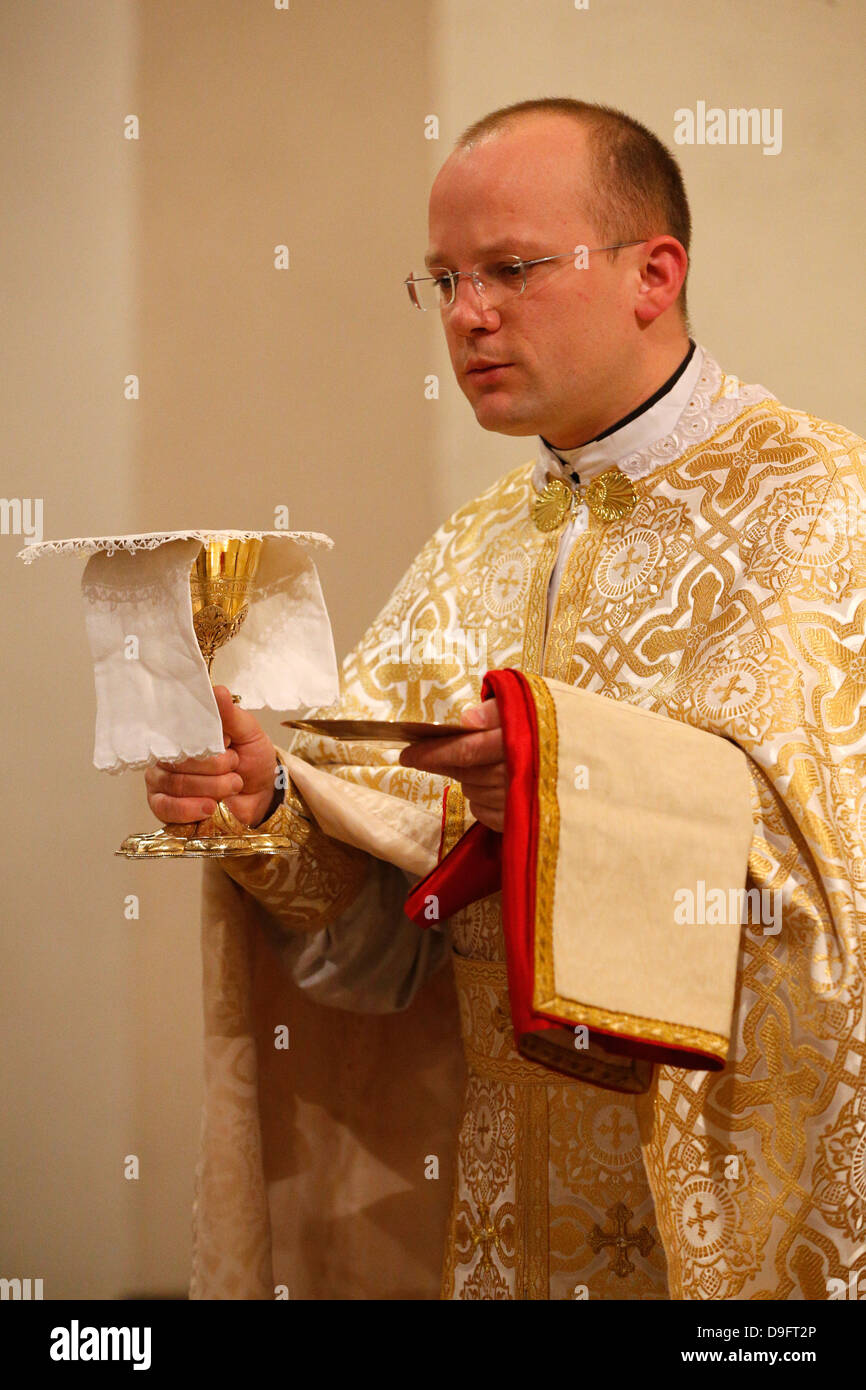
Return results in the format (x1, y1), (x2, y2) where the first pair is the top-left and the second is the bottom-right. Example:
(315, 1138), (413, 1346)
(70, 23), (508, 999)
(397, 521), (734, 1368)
(144, 685), (278, 828)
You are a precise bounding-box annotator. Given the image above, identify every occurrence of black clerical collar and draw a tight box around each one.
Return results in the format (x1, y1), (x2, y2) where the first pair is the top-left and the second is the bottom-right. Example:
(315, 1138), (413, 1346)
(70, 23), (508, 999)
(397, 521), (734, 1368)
(541, 340), (696, 458)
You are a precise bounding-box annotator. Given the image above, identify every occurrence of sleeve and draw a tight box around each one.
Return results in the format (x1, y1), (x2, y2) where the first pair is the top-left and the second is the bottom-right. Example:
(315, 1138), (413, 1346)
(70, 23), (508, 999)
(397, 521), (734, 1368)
(215, 752), (449, 1013)
(730, 451), (866, 994)
(260, 860), (450, 1014)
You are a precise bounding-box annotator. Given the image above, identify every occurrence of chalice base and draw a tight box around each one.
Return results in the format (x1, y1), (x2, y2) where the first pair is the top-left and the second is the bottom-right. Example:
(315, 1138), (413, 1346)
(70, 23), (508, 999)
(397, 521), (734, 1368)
(116, 802), (293, 858)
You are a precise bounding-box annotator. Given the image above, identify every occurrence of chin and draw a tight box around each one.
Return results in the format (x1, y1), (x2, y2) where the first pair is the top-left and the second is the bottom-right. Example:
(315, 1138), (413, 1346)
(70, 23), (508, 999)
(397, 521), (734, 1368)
(471, 402), (539, 438)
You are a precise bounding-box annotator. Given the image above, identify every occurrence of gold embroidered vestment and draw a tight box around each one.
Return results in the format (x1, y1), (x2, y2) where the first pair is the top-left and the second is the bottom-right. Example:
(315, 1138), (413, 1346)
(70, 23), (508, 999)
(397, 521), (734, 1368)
(195, 354), (866, 1301)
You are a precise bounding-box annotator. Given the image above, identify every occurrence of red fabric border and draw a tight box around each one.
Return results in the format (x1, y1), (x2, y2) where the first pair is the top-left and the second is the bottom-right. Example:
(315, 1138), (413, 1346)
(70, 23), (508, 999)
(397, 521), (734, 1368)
(404, 819), (502, 926)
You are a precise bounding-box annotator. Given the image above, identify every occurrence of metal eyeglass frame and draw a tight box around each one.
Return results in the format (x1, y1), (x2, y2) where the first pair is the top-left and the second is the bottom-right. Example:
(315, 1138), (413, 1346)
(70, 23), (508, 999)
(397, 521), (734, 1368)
(404, 242), (648, 311)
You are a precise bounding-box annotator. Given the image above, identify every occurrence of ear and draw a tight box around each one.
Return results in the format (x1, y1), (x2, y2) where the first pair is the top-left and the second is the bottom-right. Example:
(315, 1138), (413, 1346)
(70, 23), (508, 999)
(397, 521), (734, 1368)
(634, 236), (688, 323)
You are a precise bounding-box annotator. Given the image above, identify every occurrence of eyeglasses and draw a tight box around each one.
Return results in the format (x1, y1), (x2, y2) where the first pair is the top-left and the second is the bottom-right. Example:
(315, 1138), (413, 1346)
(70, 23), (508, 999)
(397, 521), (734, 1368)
(404, 242), (648, 312)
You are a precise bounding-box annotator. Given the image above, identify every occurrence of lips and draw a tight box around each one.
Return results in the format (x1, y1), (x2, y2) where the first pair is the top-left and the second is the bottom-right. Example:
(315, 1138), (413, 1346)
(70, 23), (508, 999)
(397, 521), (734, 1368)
(465, 361), (512, 375)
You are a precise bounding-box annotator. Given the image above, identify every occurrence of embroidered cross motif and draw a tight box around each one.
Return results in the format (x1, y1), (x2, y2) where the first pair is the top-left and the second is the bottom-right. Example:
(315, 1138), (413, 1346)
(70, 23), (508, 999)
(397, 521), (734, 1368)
(495, 566), (522, 598)
(712, 671), (752, 704)
(611, 544), (646, 581)
(686, 1197), (718, 1241)
(598, 1109), (633, 1150)
(588, 1202), (655, 1277)
(471, 1202), (503, 1268)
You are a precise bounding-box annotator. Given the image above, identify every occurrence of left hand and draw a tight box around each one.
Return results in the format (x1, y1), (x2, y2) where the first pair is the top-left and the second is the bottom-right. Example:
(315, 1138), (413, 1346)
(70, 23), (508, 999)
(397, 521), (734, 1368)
(399, 698), (506, 832)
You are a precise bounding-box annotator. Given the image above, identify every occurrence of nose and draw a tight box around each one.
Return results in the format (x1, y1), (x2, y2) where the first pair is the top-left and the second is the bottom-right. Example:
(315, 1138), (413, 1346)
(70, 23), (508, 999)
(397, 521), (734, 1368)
(446, 275), (501, 334)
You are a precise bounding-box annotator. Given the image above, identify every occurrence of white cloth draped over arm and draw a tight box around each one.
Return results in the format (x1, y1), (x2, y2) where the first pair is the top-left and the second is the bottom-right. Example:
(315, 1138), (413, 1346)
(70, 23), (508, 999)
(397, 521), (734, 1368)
(217, 743), (450, 1013)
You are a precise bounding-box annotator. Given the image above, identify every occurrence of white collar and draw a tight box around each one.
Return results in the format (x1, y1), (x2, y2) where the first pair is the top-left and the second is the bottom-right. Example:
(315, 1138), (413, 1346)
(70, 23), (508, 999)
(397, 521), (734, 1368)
(535, 345), (706, 486)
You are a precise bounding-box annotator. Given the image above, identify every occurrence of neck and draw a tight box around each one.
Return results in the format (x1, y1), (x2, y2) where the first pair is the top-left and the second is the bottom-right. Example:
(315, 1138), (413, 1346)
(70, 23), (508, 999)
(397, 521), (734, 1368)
(545, 335), (692, 450)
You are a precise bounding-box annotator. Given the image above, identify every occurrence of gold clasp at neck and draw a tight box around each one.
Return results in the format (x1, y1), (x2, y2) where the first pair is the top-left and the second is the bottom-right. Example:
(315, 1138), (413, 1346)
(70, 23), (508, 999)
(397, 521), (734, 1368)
(532, 468), (637, 532)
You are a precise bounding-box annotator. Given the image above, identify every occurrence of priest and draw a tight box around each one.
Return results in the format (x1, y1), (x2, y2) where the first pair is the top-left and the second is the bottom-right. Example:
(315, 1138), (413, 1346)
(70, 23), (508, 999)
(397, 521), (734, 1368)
(146, 98), (866, 1300)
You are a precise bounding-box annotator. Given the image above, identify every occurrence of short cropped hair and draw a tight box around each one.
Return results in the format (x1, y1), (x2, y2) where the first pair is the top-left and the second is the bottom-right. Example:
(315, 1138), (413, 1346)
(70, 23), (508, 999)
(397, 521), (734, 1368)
(457, 98), (692, 320)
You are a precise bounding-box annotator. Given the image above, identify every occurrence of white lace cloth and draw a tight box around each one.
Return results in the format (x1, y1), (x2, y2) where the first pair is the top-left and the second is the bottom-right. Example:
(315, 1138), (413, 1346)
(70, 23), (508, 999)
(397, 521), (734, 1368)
(19, 530), (339, 772)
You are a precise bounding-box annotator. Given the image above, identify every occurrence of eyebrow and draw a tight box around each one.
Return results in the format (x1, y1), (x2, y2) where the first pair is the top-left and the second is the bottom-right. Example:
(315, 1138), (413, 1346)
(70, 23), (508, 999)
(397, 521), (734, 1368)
(424, 239), (544, 268)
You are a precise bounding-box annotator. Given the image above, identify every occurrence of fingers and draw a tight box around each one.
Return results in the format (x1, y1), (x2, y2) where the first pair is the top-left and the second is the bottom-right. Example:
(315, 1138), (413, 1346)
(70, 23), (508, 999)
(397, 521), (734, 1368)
(398, 697), (507, 832)
(400, 726), (504, 774)
(459, 697), (501, 730)
(444, 762), (504, 788)
(400, 699), (502, 774)
(145, 759), (245, 825)
(154, 750), (239, 775)
(143, 704), (270, 826)
(213, 684), (239, 733)
(466, 798), (505, 833)
(148, 792), (219, 825)
(213, 685), (265, 745)
(147, 769), (245, 800)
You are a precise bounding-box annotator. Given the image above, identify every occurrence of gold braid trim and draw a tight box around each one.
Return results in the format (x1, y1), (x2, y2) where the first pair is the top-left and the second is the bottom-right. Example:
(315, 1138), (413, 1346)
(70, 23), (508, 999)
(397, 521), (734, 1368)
(521, 673), (560, 1006)
(440, 783), (466, 860)
(532, 992), (730, 1063)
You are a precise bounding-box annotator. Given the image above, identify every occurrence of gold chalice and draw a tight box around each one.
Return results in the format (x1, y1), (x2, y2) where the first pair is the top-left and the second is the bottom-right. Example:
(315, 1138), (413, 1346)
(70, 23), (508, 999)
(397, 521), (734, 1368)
(117, 537), (292, 858)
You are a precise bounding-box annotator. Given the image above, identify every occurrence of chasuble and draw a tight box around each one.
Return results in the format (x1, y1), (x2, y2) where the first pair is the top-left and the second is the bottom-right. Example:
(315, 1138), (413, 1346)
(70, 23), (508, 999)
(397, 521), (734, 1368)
(191, 347), (866, 1301)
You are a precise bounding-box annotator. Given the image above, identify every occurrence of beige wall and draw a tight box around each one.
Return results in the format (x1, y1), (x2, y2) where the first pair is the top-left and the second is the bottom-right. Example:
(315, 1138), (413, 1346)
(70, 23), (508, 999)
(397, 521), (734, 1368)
(1, 0), (437, 1300)
(2, 1), (141, 1300)
(2, 0), (863, 1298)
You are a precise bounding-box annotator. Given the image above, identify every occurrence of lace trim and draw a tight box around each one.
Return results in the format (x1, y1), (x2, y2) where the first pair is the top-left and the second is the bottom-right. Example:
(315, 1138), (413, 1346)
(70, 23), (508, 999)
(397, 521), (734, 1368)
(80, 575), (312, 606)
(18, 528), (333, 563)
(98, 743), (224, 775)
(531, 352), (774, 495)
(81, 546), (200, 607)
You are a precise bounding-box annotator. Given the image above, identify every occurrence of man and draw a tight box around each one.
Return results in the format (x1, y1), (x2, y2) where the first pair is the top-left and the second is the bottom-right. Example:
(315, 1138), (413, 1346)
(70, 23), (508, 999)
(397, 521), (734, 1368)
(149, 100), (866, 1300)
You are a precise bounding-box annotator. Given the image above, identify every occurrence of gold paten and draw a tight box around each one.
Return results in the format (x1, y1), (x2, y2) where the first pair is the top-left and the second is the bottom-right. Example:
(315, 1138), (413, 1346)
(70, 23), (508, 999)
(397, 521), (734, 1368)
(118, 536), (294, 859)
(532, 468), (638, 532)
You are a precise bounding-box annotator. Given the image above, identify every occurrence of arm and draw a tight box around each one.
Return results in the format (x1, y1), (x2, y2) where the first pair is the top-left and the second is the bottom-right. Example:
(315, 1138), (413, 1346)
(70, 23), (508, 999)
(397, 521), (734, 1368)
(218, 759), (450, 1013)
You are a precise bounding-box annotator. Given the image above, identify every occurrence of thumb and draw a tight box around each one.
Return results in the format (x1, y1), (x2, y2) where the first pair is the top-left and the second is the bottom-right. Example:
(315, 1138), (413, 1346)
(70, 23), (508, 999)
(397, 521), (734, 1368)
(213, 684), (262, 746)
(459, 696), (501, 730)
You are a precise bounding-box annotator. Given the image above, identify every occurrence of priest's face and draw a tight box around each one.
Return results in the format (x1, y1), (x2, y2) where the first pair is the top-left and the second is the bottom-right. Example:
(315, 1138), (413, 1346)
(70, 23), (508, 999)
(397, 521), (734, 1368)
(426, 114), (655, 447)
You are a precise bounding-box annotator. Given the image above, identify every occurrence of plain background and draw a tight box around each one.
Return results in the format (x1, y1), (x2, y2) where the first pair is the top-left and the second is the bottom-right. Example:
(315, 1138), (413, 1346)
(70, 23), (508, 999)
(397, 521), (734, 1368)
(2, 0), (863, 1297)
